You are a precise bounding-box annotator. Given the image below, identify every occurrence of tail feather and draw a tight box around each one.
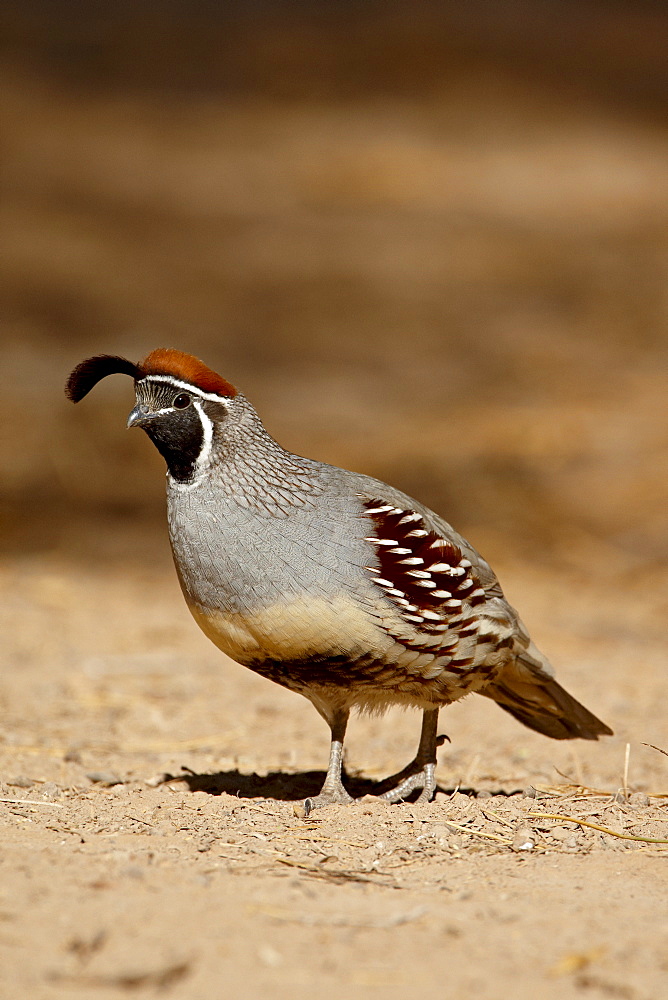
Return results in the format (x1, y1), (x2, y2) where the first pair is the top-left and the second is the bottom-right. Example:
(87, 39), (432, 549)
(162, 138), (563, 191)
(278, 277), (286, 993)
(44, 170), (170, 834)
(479, 641), (613, 741)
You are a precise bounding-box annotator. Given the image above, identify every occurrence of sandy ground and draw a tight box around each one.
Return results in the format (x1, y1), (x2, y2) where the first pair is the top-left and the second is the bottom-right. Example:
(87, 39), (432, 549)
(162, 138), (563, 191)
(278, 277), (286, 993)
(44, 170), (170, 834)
(2, 5), (668, 998)
(1, 525), (667, 1000)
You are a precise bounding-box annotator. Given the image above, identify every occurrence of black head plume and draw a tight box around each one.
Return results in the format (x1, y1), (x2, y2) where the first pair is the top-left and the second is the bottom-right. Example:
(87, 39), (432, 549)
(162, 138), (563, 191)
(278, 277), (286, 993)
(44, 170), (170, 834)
(65, 355), (141, 402)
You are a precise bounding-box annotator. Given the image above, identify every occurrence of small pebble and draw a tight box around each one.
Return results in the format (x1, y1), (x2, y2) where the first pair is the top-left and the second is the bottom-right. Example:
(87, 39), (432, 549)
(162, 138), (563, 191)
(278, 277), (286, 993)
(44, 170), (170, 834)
(550, 826), (575, 842)
(86, 772), (124, 787)
(523, 786), (537, 799)
(629, 792), (650, 808)
(430, 824), (451, 840)
(7, 776), (34, 789)
(40, 782), (61, 798)
(512, 825), (535, 851)
(476, 790), (492, 800)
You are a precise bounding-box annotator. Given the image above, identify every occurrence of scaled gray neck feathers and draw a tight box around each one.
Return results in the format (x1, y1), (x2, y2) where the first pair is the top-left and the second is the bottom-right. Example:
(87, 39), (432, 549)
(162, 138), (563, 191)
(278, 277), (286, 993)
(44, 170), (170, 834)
(171, 392), (327, 516)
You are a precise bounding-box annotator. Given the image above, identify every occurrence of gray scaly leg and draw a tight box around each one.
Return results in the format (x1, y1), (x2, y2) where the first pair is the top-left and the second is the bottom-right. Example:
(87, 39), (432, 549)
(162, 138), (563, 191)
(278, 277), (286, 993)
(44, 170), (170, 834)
(381, 708), (443, 804)
(303, 709), (353, 815)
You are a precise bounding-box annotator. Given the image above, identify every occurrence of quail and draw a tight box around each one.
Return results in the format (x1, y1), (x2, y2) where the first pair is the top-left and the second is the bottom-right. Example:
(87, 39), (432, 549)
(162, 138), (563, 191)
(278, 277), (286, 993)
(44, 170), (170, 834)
(66, 349), (612, 810)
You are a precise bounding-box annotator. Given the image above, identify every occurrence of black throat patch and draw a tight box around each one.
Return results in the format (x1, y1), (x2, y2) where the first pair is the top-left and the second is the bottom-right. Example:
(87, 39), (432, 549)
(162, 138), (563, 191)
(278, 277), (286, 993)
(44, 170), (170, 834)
(143, 407), (205, 483)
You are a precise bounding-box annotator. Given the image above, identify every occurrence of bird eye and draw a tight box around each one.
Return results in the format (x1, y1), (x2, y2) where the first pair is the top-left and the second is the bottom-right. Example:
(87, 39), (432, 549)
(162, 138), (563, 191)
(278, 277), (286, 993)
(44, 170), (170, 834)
(173, 392), (191, 409)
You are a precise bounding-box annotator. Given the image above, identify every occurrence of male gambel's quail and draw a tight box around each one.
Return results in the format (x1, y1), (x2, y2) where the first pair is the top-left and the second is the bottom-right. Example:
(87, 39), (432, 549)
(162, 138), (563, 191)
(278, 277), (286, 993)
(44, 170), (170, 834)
(66, 349), (611, 810)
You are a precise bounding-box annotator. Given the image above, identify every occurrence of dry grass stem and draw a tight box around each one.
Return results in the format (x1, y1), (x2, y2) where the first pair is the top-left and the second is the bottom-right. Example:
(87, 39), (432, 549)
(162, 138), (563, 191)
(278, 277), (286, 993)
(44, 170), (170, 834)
(443, 821), (513, 846)
(0, 797), (64, 808)
(527, 813), (668, 845)
(642, 743), (668, 758)
(623, 742), (631, 799)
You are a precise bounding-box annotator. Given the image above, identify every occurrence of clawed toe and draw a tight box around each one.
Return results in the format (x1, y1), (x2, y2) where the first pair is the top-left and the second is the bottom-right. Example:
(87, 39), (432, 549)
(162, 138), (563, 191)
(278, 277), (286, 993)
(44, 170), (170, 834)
(380, 762), (437, 804)
(303, 785), (353, 817)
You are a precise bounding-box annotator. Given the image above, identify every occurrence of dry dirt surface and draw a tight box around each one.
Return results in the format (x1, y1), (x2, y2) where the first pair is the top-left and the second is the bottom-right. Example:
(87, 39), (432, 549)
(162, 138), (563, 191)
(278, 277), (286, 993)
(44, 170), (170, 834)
(1, 534), (667, 1000)
(2, 4), (668, 999)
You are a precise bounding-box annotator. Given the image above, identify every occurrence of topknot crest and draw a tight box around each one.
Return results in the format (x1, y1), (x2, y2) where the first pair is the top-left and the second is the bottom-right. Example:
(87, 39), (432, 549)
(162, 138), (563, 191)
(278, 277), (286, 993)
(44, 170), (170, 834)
(140, 349), (237, 398)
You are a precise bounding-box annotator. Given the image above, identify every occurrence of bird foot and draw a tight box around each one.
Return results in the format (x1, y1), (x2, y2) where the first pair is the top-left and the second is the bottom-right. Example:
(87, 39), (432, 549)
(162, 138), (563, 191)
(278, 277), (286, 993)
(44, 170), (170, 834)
(301, 783), (354, 818)
(380, 762), (437, 804)
(376, 733), (447, 803)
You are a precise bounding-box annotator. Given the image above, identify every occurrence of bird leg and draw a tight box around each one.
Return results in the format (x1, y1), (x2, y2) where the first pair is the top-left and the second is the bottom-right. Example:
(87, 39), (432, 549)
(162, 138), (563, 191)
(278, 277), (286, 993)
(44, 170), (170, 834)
(303, 709), (353, 816)
(380, 708), (444, 804)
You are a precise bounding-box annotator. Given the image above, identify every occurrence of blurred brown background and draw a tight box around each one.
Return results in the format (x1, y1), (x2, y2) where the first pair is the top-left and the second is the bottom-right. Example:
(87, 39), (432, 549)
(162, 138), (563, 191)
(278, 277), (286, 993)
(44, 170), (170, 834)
(3, 10), (668, 995)
(2, 0), (667, 603)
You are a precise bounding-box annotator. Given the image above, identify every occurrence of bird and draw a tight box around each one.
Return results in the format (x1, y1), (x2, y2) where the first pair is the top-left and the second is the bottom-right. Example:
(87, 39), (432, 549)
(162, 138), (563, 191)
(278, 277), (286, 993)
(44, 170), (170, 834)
(66, 349), (612, 812)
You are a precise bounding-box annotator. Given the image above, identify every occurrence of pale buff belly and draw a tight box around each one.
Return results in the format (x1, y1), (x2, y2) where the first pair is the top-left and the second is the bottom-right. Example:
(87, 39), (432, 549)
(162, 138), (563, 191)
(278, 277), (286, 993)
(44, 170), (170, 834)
(185, 593), (387, 667)
(182, 593), (502, 712)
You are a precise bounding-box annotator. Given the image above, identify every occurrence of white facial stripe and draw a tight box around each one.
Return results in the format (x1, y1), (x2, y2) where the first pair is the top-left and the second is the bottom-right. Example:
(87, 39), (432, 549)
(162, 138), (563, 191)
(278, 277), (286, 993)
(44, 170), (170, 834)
(140, 374), (232, 406)
(193, 398), (214, 474)
(145, 406), (174, 418)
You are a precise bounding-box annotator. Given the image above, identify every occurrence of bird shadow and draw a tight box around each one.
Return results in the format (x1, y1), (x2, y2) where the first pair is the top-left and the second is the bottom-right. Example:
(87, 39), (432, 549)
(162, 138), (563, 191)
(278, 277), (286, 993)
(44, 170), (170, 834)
(172, 766), (379, 801)
(166, 765), (490, 803)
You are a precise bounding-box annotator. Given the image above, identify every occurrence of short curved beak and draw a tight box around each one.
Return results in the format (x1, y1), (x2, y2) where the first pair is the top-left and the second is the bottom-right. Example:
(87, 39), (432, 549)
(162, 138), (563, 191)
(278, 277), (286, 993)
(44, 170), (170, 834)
(127, 404), (151, 429)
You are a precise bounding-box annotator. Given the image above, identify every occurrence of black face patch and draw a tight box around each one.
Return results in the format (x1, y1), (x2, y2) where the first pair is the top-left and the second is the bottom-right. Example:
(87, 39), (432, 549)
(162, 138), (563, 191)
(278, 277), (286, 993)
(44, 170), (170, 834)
(143, 407), (204, 482)
(134, 379), (207, 482)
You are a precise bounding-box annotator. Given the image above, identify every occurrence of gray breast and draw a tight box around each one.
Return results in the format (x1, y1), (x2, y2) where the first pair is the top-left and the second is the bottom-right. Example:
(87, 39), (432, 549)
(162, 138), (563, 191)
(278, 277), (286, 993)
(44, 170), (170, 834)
(166, 477), (371, 615)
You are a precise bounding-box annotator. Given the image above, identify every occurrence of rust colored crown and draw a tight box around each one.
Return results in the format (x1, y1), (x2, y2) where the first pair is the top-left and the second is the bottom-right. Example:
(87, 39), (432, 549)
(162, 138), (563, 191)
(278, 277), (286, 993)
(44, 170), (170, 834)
(140, 349), (237, 397)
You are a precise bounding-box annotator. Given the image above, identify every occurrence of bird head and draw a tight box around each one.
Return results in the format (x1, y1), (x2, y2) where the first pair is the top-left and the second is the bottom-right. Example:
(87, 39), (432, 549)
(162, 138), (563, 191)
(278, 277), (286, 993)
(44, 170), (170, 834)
(66, 349), (239, 482)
